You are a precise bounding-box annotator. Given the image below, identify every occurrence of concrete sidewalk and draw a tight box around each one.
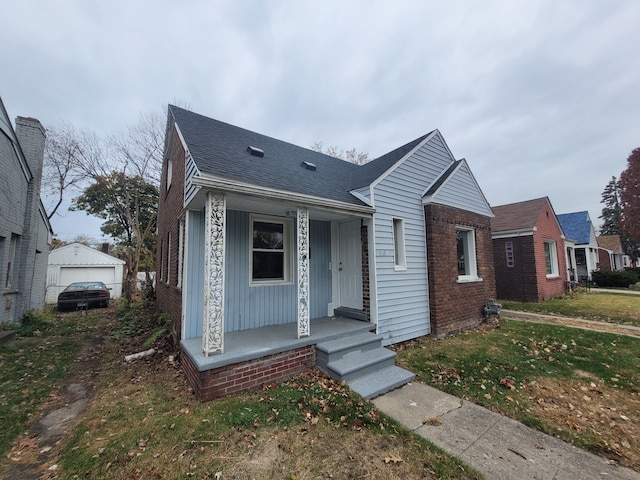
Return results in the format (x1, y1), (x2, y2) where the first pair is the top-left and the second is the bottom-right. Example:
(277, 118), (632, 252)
(373, 382), (640, 480)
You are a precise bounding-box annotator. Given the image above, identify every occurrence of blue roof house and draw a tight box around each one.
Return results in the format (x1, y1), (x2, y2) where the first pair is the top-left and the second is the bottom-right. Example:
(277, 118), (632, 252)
(156, 106), (496, 401)
(557, 211), (599, 281)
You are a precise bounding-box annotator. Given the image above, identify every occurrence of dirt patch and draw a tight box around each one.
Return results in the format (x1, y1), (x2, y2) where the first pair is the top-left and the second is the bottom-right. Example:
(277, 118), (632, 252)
(220, 424), (444, 479)
(501, 310), (640, 338)
(2, 311), (115, 480)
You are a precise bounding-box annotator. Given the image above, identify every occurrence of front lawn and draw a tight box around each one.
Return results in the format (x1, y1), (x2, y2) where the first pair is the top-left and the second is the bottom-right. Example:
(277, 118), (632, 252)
(500, 290), (640, 327)
(396, 319), (640, 471)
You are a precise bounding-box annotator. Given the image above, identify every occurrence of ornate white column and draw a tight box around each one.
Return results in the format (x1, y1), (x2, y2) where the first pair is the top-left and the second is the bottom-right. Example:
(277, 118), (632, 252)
(203, 191), (226, 355)
(297, 206), (310, 338)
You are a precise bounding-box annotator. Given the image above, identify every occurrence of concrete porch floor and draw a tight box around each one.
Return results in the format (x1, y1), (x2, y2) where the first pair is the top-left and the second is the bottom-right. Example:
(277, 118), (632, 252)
(181, 316), (375, 372)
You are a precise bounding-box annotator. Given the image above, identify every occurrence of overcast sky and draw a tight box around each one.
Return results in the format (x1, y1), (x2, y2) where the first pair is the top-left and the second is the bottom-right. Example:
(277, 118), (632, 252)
(2, 0), (639, 242)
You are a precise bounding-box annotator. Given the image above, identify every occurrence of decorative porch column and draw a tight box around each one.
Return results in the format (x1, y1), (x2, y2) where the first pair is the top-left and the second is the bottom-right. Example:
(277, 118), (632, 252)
(297, 206), (310, 338)
(203, 191), (226, 355)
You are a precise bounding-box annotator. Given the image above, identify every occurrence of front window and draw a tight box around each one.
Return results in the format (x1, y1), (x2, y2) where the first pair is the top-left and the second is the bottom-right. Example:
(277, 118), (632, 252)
(250, 216), (292, 285)
(544, 240), (559, 277)
(456, 227), (479, 281)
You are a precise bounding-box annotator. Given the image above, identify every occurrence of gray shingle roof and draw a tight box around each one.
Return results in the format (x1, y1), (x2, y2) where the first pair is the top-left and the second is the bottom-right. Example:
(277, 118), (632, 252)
(169, 105), (431, 206)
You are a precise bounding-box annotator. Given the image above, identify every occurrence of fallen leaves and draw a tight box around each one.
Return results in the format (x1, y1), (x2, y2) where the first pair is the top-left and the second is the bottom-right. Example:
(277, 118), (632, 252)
(383, 454), (403, 464)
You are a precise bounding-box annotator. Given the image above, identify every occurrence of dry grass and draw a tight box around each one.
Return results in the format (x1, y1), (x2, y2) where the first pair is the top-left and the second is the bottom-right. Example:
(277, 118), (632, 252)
(1, 304), (481, 480)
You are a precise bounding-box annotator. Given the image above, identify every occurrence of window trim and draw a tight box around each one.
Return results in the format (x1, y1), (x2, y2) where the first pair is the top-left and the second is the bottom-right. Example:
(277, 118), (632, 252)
(505, 241), (514, 268)
(166, 231), (172, 285)
(166, 157), (173, 192)
(5, 234), (18, 289)
(456, 227), (481, 283)
(544, 239), (559, 278)
(249, 214), (293, 287)
(392, 218), (406, 271)
(177, 216), (185, 289)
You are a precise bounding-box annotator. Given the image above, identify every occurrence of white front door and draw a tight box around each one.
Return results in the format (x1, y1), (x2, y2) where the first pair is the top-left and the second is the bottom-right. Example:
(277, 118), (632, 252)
(338, 220), (363, 309)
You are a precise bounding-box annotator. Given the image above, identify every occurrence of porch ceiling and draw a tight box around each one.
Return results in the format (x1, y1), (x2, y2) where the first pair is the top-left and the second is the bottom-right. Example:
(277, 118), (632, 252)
(189, 189), (368, 222)
(181, 316), (375, 372)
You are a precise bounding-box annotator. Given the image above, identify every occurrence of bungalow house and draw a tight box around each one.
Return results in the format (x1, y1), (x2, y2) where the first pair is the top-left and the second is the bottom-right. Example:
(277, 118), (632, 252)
(491, 197), (569, 302)
(557, 211), (599, 282)
(597, 235), (629, 271)
(156, 105), (496, 401)
(0, 96), (52, 324)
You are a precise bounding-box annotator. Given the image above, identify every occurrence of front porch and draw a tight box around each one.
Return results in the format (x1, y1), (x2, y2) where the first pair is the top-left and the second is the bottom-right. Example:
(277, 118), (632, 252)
(181, 316), (376, 400)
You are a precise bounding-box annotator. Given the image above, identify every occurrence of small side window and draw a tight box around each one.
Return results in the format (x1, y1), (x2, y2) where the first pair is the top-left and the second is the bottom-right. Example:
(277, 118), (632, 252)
(392, 218), (406, 270)
(506, 241), (514, 268)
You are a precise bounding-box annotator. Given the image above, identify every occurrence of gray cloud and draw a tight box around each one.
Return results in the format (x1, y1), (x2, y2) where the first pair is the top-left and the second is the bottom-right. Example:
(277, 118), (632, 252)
(2, 0), (639, 240)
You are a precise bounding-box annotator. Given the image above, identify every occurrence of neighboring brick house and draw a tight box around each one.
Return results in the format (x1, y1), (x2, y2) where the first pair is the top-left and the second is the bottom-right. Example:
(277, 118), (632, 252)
(491, 197), (568, 302)
(0, 96), (52, 323)
(597, 235), (629, 271)
(157, 105), (496, 400)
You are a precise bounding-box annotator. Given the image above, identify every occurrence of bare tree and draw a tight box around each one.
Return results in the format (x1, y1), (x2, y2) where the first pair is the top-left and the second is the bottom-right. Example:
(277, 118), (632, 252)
(42, 123), (92, 220)
(311, 141), (369, 165)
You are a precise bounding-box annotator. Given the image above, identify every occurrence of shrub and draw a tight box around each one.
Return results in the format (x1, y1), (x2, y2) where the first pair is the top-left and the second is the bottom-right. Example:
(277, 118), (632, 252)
(592, 269), (638, 288)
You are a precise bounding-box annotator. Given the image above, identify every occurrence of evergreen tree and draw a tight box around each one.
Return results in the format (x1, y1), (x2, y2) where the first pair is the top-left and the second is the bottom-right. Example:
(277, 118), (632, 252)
(599, 176), (622, 235)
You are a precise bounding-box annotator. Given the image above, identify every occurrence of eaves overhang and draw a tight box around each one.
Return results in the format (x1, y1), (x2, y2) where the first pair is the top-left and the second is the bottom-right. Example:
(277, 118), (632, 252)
(191, 173), (375, 218)
(491, 228), (536, 240)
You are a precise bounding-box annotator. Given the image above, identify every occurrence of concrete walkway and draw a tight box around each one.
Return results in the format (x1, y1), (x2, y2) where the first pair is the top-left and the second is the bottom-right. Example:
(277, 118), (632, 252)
(373, 382), (640, 480)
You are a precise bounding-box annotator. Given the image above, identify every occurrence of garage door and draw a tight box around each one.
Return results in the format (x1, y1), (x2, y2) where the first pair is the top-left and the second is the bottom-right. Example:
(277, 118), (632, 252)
(59, 267), (117, 291)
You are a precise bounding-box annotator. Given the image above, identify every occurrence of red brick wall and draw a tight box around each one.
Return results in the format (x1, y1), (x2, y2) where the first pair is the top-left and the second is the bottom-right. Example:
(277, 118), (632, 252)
(156, 124), (186, 342)
(182, 346), (316, 401)
(425, 204), (496, 337)
(493, 236), (540, 301)
(598, 249), (612, 271)
(531, 209), (568, 301)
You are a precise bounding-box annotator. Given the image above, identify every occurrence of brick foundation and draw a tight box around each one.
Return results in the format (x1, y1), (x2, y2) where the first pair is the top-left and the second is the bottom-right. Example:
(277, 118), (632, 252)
(182, 345), (316, 401)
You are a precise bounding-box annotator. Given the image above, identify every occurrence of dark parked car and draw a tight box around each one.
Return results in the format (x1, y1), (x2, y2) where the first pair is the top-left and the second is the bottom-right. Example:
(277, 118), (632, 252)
(57, 281), (111, 311)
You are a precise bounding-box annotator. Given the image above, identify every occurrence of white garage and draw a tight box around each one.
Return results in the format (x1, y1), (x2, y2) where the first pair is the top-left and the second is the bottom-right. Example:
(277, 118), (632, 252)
(46, 243), (126, 304)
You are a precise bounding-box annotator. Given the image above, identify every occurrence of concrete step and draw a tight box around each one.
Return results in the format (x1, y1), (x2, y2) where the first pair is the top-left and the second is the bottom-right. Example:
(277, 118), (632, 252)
(347, 365), (415, 400)
(325, 346), (397, 382)
(316, 332), (382, 369)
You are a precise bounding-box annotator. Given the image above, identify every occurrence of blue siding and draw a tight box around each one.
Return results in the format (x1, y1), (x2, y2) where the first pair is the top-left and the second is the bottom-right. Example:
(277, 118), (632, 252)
(185, 210), (205, 339)
(372, 134), (454, 343)
(309, 220), (332, 318)
(183, 209), (333, 337)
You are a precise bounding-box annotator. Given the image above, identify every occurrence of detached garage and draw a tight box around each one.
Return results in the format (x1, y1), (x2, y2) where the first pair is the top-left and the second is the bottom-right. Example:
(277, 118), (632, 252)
(46, 243), (125, 304)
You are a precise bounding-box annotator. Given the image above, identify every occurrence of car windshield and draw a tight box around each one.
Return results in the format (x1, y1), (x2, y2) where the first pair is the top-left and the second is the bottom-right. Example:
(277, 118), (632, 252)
(66, 282), (106, 290)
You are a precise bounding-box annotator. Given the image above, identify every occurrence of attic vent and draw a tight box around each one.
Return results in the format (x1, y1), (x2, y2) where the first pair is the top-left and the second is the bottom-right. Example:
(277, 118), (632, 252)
(247, 146), (264, 157)
(302, 161), (317, 171)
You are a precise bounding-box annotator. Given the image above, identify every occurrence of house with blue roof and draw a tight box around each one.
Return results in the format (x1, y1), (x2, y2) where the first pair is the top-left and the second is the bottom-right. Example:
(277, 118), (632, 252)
(156, 105), (496, 400)
(557, 211), (599, 281)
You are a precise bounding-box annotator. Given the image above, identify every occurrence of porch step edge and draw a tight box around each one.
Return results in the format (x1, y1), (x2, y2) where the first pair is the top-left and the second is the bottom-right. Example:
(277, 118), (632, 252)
(347, 365), (416, 400)
(326, 347), (396, 381)
(316, 332), (382, 355)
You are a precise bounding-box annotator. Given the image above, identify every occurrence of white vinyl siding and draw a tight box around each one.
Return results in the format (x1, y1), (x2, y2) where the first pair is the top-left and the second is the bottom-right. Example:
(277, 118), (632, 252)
(371, 135), (453, 344)
(427, 161), (493, 217)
